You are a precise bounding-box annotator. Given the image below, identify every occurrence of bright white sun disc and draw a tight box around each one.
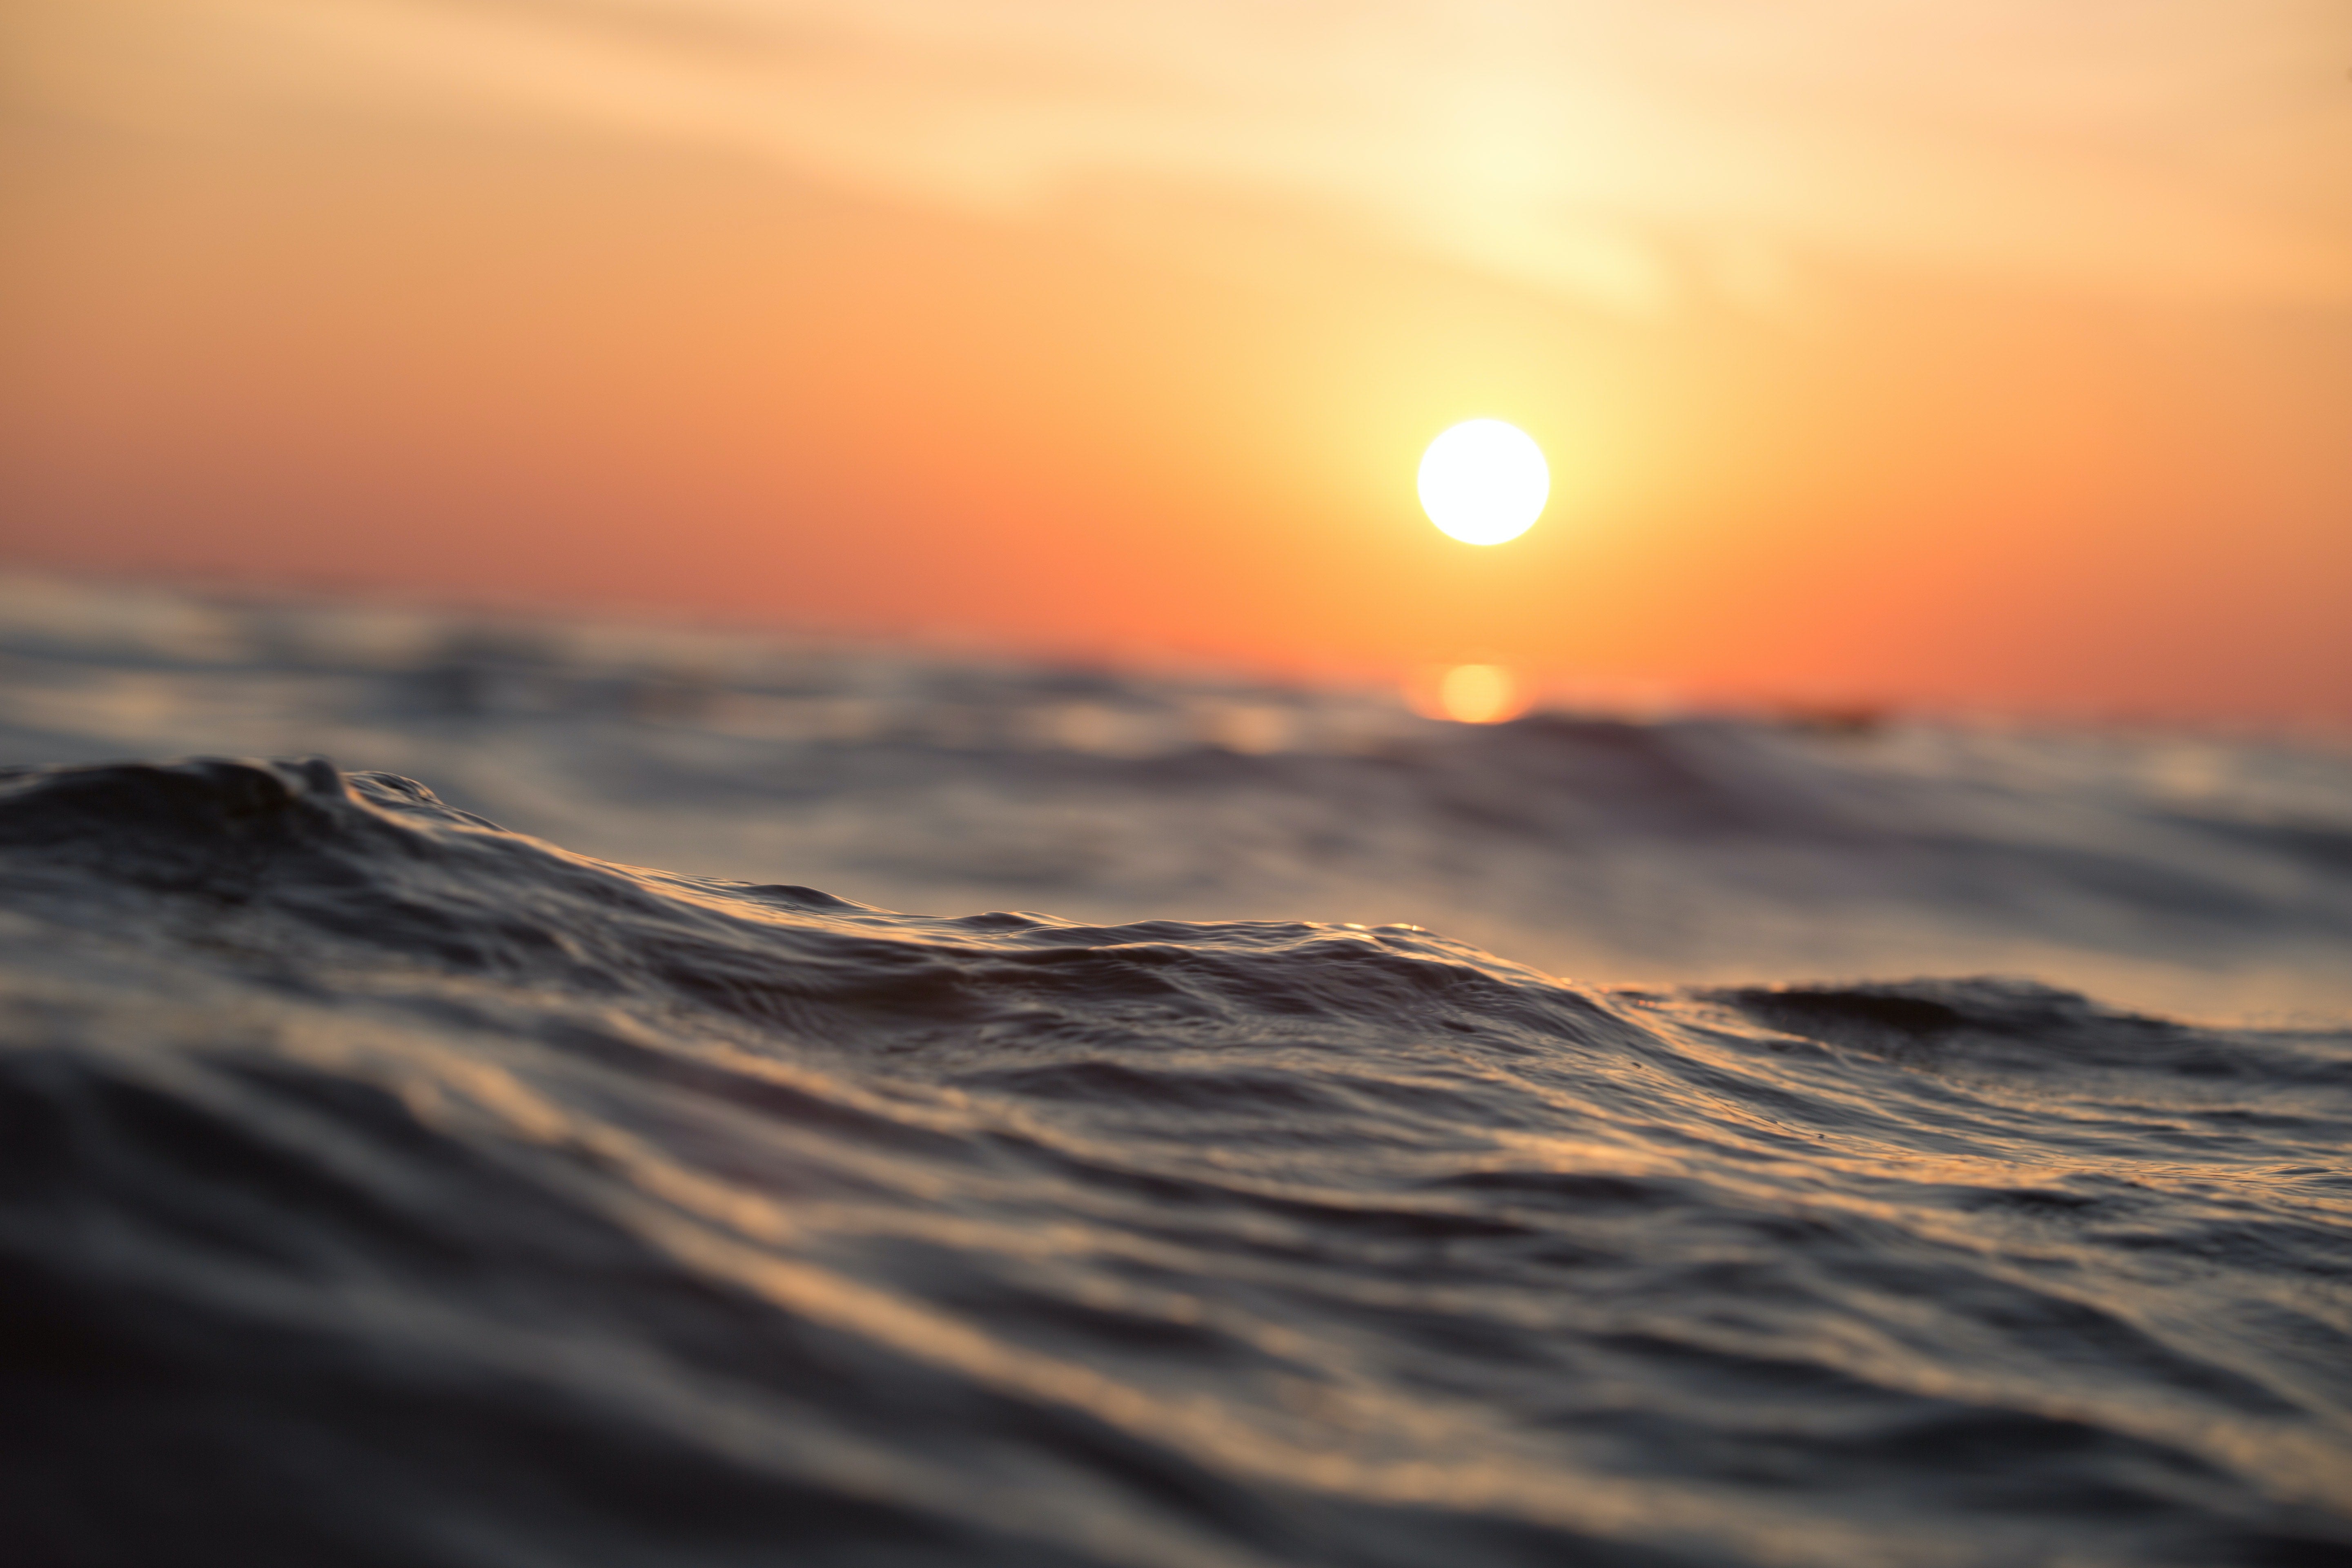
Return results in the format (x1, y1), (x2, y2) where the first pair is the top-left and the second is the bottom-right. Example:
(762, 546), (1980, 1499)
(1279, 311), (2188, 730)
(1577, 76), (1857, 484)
(1417, 420), (1548, 546)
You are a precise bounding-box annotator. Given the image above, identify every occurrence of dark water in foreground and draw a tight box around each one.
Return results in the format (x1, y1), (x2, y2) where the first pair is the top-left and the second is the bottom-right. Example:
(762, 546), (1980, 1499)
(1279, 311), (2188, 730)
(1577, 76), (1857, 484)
(5, 757), (2351, 1566)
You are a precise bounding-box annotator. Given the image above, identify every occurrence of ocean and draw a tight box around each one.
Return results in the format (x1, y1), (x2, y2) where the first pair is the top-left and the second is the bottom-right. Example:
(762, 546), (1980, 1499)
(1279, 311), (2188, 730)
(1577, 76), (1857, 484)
(2, 578), (2348, 1565)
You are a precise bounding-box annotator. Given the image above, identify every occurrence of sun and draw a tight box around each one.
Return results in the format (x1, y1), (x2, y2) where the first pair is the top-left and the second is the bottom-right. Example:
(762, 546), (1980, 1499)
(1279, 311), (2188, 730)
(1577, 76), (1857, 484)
(1417, 420), (1548, 546)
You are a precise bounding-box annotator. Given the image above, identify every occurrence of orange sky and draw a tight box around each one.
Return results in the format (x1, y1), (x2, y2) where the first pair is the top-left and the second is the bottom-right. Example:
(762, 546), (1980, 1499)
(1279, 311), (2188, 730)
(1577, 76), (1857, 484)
(4, 0), (2350, 721)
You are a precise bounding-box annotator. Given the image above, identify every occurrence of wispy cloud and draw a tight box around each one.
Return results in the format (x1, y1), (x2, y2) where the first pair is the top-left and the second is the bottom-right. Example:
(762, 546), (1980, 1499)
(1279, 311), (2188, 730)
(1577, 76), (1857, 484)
(21, 0), (2352, 312)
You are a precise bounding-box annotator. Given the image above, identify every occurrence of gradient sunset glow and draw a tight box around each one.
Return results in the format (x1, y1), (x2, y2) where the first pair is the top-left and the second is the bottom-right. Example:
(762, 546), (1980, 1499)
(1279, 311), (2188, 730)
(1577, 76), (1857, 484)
(4, 1), (2349, 722)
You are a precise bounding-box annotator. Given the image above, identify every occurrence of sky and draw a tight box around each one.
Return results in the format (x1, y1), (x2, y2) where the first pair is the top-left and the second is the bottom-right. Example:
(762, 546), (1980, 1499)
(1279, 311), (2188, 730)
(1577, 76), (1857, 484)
(4, 0), (2350, 721)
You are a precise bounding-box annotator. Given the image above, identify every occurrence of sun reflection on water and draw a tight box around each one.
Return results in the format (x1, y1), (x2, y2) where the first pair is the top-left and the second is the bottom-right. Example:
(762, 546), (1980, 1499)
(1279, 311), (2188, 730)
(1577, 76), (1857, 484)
(1409, 664), (1525, 725)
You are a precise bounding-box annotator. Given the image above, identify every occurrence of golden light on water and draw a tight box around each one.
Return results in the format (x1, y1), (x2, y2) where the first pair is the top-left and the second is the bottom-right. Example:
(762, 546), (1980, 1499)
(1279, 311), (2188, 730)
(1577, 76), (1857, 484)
(1417, 421), (1549, 546)
(1408, 664), (1525, 725)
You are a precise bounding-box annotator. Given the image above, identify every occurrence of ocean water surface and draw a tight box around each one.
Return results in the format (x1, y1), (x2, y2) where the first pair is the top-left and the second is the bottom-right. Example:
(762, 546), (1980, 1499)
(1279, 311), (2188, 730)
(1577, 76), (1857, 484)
(3, 581), (2350, 1565)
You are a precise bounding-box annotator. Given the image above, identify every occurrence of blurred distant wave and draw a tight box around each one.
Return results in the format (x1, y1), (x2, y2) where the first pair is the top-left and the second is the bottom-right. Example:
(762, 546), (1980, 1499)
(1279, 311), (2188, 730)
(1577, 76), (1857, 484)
(0, 575), (2347, 1020)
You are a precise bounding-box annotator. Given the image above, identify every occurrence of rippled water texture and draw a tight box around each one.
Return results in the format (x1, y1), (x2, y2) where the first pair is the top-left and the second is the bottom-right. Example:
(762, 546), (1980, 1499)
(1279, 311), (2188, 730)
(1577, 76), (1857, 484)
(5, 757), (2350, 1566)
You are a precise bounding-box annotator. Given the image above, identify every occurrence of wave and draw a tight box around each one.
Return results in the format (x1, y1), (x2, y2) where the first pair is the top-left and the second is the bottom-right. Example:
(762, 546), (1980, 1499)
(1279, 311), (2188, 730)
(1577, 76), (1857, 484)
(4, 757), (2349, 1565)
